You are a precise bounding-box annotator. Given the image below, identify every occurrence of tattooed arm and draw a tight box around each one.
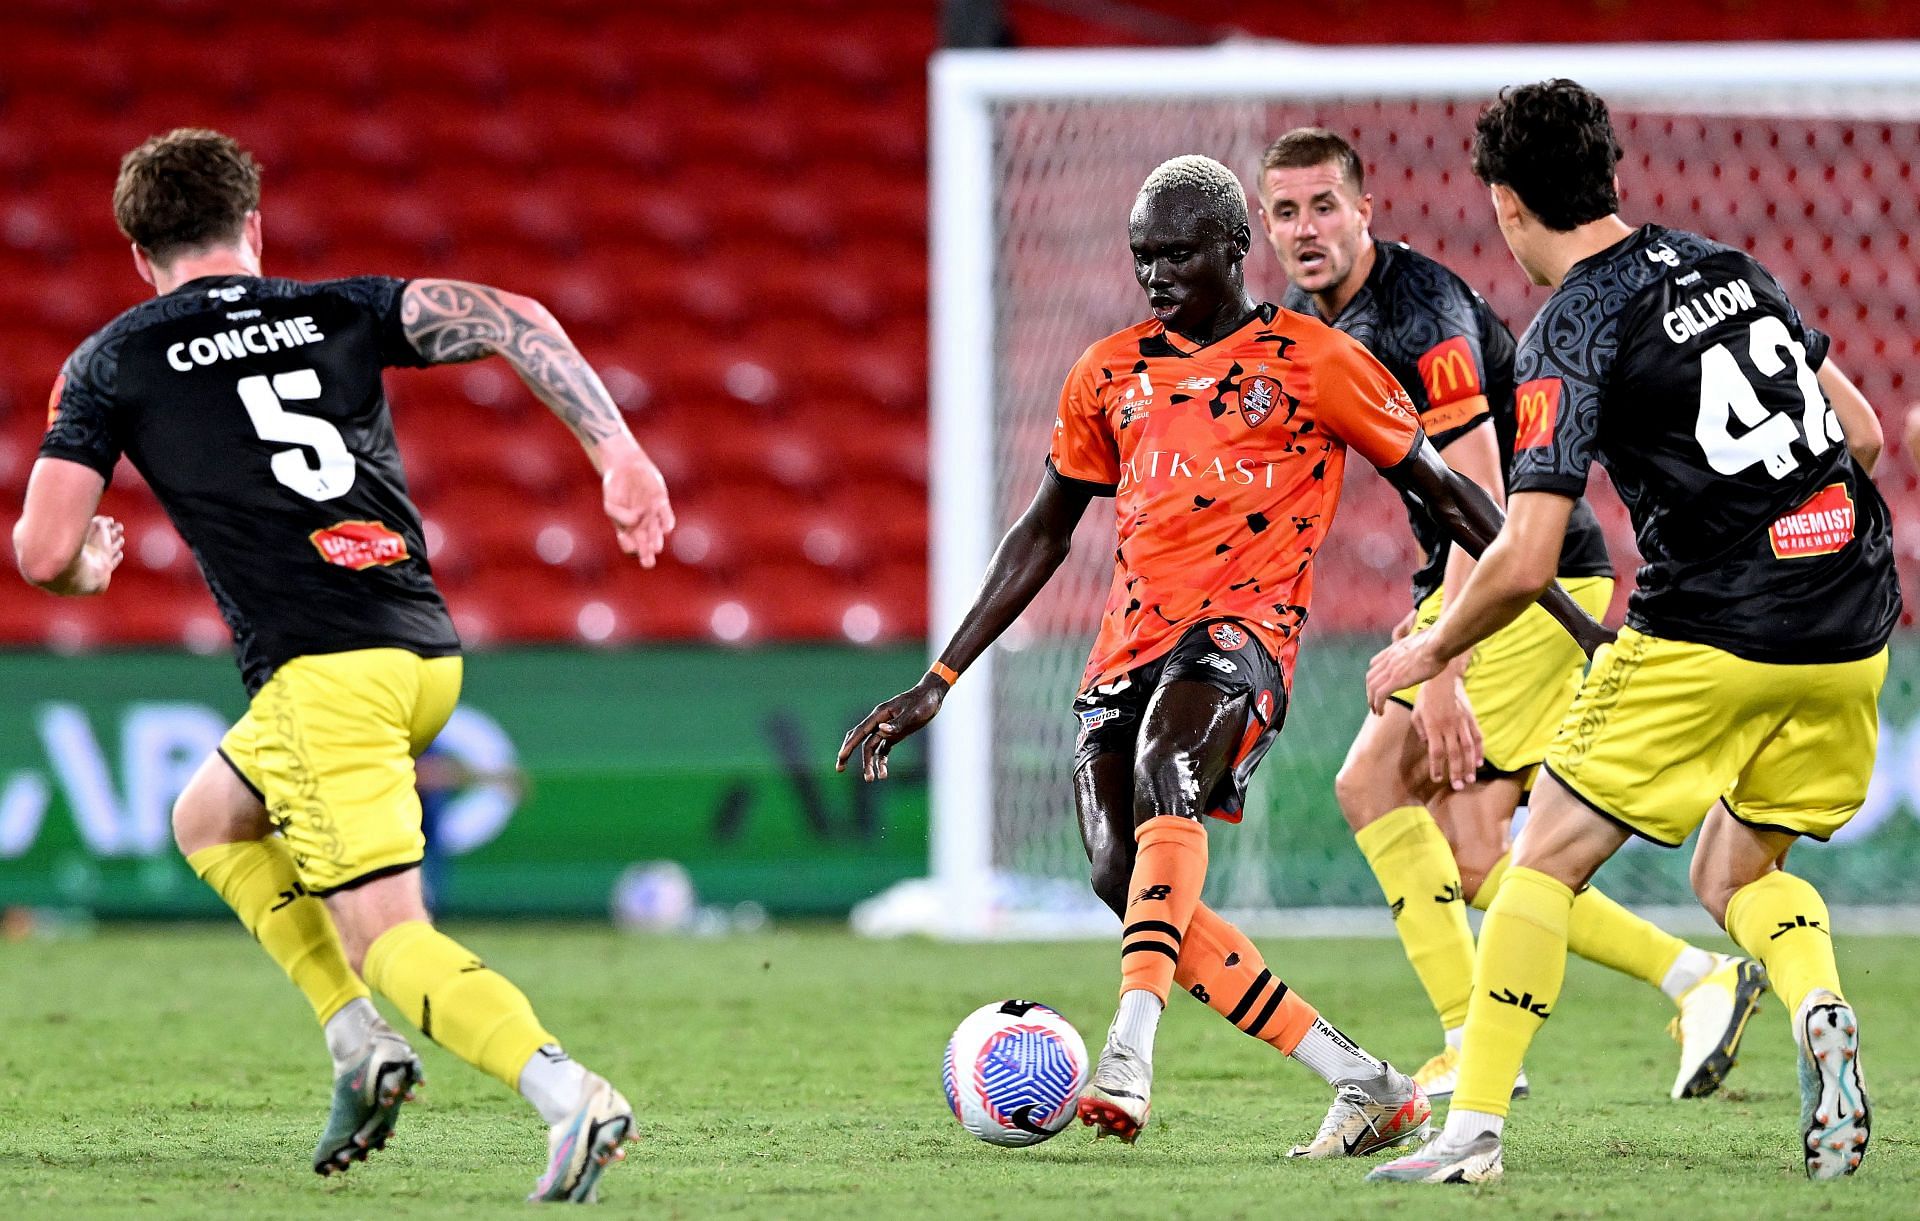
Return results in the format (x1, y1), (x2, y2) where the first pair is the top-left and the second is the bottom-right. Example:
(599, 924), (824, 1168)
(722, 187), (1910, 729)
(400, 278), (673, 566)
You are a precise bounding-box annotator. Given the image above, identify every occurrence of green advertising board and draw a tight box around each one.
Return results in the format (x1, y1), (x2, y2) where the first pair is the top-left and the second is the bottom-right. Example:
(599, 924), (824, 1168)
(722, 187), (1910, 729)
(0, 647), (931, 918)
(4, 637), (1919, 920)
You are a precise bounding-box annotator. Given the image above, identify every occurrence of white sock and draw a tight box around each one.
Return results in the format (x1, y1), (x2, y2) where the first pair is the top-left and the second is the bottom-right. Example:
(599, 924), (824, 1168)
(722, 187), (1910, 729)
(1288, 1016), (1385, 1086)
(518, 1043), (590, 1125)
(1441, 1106), (1504, 1144)
(1444, 1025), (1465, 1051)
(1111, 989), (1164, 1065)
(1659, 946), (1717, 1001)
(322, 997), (380, 1073)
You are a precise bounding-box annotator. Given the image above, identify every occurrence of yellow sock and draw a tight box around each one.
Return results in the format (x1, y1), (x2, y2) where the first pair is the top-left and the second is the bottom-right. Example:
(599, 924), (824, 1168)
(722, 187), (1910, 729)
(1454, 866), (1572, 1117)
(1354, 805), (1474, 1029)
(1726, 871), (1841, 1016)
(188, 839), (368, 1023)
(1468, 851), (1510, 910)
(362, 921), (555, 1088)
(1472, 851), (1682, 992)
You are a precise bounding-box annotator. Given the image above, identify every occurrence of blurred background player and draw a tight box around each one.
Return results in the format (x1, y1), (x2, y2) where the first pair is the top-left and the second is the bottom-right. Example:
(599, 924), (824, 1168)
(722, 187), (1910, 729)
(13, 129), (673, 1201)
(841, 154), (1605, 1157)
(1366, 80), (1895, 1184)
(1255, 126), (1763, 1103)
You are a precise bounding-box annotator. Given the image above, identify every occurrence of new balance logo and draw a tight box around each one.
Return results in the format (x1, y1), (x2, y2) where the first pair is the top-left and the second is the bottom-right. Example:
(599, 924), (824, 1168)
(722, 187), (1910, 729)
(1488, 988), (1551, 1017)
(1134, 884), (1172, 903)
(269, 881), (311, 912)
(1434, 883), (1465, 904)
(1389, 897), (1406, 919)
(1771, 915), (1828, 940)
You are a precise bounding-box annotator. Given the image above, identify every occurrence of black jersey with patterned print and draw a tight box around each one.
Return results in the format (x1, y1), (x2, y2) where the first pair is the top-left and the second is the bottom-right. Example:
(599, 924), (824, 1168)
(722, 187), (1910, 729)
(1285, 239), (1611, 607)
(1506, 223), (1898, 663)
(41, 274), (459, 693)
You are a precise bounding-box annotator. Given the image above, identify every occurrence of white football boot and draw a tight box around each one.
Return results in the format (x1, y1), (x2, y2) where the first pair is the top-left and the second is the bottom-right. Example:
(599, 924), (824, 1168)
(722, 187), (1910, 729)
(313, 1022), (423, 1176)
(530, 1073), (635, 1203)
(1366, 1127), (1504, 1184)
(1288, 1066), (1431, 1159)
(1669, 954), (1768, 1099)
(1076, 1034), (1152, 1143)
(1798, 992), (1869, 1180)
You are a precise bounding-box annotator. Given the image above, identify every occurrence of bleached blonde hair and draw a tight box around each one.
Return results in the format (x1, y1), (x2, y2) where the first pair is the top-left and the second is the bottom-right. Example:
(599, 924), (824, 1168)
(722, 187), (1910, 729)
(1134, 154), (1250, 233)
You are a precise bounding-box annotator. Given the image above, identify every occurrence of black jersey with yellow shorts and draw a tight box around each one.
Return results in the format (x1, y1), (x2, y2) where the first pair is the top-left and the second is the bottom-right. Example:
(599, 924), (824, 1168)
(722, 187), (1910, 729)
(1508, 225), (1900, 844)
(43, 274), (464, 892)
(1286, 240), (1615, 772)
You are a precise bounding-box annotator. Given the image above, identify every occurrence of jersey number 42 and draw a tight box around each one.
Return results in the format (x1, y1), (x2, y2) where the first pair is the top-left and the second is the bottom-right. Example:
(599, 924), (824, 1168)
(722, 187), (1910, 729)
(1695, 315), (1838, 480)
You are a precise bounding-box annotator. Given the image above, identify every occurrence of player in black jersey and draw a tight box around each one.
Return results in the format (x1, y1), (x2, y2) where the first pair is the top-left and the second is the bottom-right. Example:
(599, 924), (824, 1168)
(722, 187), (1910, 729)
(12, 130), (671, 1200)
(1367, 82), (1895, 1185)
(1257, 128), (1754, 1107)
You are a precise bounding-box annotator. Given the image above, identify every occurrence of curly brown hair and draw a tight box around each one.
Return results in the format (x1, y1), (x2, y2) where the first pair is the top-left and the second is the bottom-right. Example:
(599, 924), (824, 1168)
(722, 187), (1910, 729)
(112, 128), (261, 260)
(1472, 80), (1621, 231)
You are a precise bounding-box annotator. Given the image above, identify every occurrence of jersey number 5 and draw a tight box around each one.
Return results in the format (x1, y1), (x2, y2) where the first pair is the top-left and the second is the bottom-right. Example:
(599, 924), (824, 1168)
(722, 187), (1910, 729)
(236, 370), (356, 500)
(1695, 315), (1837, 479)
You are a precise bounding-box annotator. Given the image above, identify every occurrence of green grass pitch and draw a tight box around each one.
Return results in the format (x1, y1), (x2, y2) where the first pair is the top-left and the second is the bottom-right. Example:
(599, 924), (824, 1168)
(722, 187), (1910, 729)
(2, 925), (1915, 1218)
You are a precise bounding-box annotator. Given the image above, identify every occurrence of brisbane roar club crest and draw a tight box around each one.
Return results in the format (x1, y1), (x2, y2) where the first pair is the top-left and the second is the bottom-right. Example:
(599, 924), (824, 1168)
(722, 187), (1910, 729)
(1209, 622), (1246, 651)
(1514, 378), (1563, 449)
(1237, 375), (1284, 428)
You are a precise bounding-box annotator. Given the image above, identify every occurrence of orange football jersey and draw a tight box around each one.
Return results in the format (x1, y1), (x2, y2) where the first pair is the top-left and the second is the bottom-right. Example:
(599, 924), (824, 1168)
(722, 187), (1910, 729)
(1049, 302), (1420, 693)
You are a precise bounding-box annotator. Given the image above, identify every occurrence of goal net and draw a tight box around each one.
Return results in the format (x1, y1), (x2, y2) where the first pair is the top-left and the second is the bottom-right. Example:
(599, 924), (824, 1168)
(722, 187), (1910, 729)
(881, 42), (1920, 939)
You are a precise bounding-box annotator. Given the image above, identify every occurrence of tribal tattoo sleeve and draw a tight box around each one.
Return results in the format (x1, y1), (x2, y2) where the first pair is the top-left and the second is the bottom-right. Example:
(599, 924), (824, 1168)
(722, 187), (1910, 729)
(400, 278), (625, 447)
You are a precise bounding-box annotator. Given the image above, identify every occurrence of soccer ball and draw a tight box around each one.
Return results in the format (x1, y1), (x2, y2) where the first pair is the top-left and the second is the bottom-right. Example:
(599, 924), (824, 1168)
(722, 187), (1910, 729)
(942, 999), (1089, 1146)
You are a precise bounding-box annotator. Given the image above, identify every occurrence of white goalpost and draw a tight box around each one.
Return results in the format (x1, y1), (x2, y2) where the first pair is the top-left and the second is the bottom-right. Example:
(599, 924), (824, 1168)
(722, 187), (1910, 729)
(860, 40), (1920, 940)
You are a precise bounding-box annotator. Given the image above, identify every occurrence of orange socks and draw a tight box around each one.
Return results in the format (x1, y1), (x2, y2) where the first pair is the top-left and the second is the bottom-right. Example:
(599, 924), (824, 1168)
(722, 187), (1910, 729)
(1176, 903), (1320, 1053)
(1119, 815), (1209, 1003)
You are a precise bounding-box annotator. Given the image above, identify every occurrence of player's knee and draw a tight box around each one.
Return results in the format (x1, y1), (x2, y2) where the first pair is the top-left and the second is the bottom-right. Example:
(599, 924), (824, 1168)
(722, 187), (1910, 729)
(1088, 848), (1130, 917)
(1332, 759), (1380, 829)
(1689, 856), (1738, 928)
(171, 789), (219, 857)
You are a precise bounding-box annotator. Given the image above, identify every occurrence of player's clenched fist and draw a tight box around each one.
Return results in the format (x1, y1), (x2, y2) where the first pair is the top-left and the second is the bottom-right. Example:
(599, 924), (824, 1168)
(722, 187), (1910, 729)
(837, 676), (947, 782)
(602, 452), (674, 568)
(74, 514), (124, 594)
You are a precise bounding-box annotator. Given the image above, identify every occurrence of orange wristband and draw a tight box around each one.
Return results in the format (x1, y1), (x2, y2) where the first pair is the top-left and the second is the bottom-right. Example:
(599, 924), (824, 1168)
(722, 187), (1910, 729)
(929, 662), (960, 686)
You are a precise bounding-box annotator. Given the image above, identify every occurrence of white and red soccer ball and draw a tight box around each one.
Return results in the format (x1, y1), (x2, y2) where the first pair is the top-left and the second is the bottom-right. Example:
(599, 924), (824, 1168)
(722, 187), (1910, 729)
(943, 1000), (1089, 1146)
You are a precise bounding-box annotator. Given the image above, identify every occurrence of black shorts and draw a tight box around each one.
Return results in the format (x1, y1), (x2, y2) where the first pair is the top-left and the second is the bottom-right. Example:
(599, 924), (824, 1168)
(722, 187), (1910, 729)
(1070, 618), (1288, 823)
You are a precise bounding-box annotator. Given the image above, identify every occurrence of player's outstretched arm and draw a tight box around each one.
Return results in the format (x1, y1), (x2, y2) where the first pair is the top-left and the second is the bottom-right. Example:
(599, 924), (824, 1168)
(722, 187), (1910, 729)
(1817, 358), (1882, 475)
(837, 472), (1095, 782)
(1416, 423), (1505, 789)
(399, 279), (674, 566)
(13, 458), (122, 596)
(1383, 439), (1610, 657)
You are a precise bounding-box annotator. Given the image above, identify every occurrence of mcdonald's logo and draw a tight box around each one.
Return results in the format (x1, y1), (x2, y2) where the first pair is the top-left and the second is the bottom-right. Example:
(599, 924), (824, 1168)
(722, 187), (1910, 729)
(1514, 378), (1562, 449)
(1417, 336), (1481, 405)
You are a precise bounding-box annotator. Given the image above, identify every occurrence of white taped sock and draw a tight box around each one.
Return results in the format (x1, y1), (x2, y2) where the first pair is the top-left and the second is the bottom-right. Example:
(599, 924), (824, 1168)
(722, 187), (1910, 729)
(1111, 989), (1164, 1066)
(322, 997), (380, 1074)
(519, 1043), (590, 1125)
(1444, 1025), (1465, 1051)
(1441, 1106), (1504, 1144)
(1289, 1016), (1385, 1086)
(1660, 946), (1718, 1002)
